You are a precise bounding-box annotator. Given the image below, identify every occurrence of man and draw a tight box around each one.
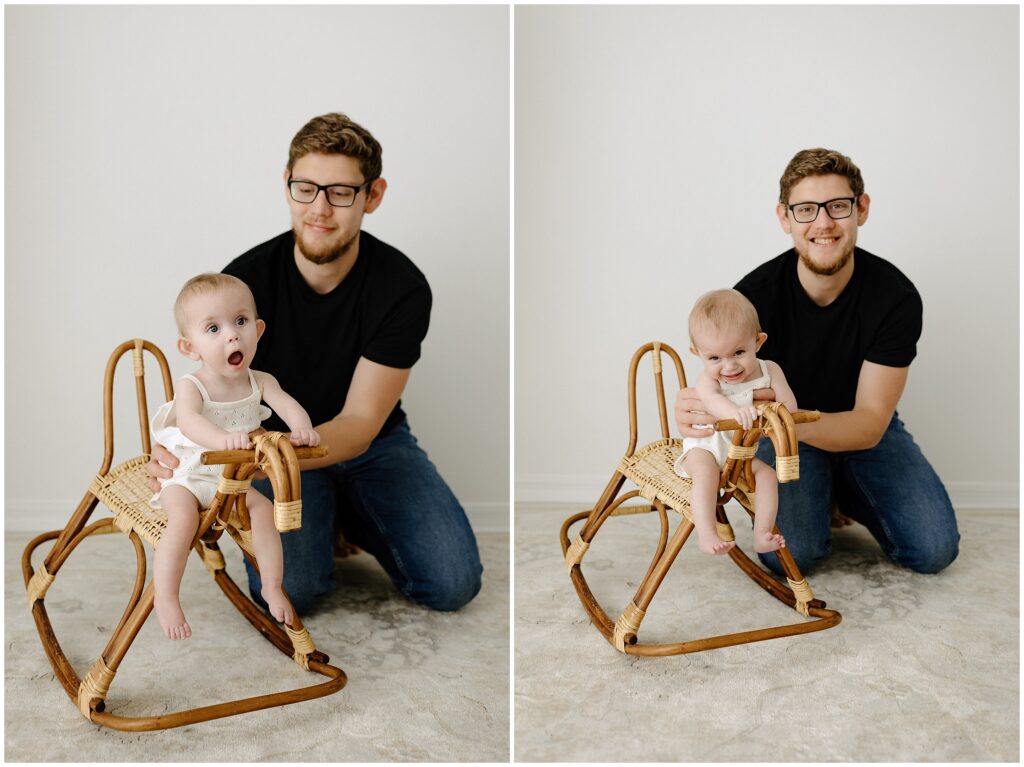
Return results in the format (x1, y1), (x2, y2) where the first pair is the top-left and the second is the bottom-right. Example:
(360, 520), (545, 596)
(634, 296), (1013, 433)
(675, 148), (959, 576)
(149, 113), (482, 613)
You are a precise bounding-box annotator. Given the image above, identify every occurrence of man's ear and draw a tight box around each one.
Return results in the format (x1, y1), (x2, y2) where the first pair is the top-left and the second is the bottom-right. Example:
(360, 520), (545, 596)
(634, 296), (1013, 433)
(856, 192), (871, 226)
(775, 202), (792, 234)
(754, 332), (768, 351)
(177, 336), (200, 361)
(364, 177), (387, 214)
(256, 318), (266, 340)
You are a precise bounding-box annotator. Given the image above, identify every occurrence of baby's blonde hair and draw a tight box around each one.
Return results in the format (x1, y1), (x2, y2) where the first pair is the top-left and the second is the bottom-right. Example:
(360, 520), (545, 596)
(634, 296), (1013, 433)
(688, 289), (762, 347)
(173, 272), (256, 335)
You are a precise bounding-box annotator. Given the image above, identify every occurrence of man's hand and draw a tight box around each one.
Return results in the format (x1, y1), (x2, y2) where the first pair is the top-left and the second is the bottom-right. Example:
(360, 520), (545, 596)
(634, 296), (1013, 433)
(145, 443), (179, 493)
(674, 387), (715, 439)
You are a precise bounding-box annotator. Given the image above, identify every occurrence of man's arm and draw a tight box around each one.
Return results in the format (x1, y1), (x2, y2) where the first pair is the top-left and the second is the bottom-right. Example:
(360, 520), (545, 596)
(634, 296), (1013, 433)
(797, 361), (908, 451)
(300, 357), (411, 470)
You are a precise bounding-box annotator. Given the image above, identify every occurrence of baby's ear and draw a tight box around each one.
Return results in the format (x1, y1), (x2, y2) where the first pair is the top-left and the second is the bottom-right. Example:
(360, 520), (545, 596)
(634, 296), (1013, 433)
(754, 332), (768, 351)
(255, 318), (266, 340)
(177, 336), (200, 361)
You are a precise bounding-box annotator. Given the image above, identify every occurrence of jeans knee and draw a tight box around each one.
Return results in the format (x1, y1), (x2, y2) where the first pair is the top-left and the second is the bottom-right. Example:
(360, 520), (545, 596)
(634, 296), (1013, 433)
(412, 561), (483, 612)
(897, 534), (960, 574)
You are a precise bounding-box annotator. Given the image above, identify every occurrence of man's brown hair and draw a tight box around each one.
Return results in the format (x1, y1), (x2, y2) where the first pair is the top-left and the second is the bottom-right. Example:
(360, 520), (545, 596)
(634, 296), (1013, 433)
(778, 148), (864, 203)
(287, 112), (383, 182)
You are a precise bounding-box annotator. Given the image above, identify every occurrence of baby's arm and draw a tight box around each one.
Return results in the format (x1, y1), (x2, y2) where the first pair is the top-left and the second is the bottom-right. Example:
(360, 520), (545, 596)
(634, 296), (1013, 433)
(764, 360), (798, 412)
(696, 373), (758, 429)
(254, 371), (321, 447)
(174, 378), (251, 450)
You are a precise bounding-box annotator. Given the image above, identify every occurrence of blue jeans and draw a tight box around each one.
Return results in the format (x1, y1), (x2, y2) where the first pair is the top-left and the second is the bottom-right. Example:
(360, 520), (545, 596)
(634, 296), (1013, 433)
(246, 420), (482, 614)
(755, 414), (959, 576)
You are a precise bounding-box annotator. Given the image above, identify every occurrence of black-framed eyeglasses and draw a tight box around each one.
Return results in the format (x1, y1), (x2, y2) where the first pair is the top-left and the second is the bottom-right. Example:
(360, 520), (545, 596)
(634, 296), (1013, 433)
(287, 175), (374, 208)
(786, 197), (858, 224)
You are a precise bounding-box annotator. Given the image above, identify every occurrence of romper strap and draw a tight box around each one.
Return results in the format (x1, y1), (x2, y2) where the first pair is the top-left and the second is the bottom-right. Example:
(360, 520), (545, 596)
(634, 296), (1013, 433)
(181, 373), (212, 402)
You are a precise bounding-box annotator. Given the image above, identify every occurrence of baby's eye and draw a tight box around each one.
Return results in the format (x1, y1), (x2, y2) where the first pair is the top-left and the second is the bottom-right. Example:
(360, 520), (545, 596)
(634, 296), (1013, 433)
(235, 317), (248, 326)
(206, 324), (219, 334)
(708, 356), (720, 362)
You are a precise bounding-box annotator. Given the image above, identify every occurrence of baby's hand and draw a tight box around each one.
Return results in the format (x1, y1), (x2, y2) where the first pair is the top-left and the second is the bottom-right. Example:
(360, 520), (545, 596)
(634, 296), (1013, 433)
(734, 405), (758, 431)
(222, 431), (252, 451)
(289, 428), (320, 447)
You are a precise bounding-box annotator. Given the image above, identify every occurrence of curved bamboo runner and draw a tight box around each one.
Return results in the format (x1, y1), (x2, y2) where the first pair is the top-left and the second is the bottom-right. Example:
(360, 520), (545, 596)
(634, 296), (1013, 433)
(561, 341), (841, 656)
(22, 339), (347, 730)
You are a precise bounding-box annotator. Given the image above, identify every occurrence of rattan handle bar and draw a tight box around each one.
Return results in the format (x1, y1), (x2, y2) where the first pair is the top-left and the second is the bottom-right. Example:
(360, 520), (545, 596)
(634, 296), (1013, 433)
(713, 409), (820, 432)
(200, 446), (328, 465)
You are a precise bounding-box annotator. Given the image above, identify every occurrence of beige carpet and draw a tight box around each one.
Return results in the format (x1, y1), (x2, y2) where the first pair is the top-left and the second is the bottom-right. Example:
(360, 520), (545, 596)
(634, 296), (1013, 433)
(515, 504), (1018, 762)
(7, 528), (508, 762)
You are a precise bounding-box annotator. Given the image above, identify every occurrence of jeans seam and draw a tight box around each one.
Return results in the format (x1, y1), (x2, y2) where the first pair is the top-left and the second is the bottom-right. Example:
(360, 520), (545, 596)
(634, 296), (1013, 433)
(346, 480), (414, 596)
(842, 459), (900, 560)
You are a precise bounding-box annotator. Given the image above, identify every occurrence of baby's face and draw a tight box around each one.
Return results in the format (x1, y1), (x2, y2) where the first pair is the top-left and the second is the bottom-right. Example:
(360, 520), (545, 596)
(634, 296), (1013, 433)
(691, 326), (765, 385)
(180, 285), (262, 379)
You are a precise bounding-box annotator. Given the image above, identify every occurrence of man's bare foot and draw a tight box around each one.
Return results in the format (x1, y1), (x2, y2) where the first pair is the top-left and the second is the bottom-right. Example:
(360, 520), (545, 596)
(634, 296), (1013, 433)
(262, 584), (295, 627)
(830, 501), (855, 528)
(154, 595), (192, 640)
(334, 531), (361, 558)
(753, 529), (786, 553)
(697, 534), (736, 556)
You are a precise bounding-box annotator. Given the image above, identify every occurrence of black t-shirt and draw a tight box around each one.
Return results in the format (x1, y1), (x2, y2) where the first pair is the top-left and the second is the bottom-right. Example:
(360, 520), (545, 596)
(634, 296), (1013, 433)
(734, 247), (921, 413)
(223, 230), (431, 437)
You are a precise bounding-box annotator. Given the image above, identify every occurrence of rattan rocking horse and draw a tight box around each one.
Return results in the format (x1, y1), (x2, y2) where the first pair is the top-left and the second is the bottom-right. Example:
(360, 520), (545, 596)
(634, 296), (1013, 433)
(560, 341), (841, 656)
(22, 339), (347, 731)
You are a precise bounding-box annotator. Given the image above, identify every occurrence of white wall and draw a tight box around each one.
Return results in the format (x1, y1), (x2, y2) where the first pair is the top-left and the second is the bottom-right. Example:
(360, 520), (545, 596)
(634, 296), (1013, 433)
(5, 5), (509, 531)
(515, 5), (1018, 508)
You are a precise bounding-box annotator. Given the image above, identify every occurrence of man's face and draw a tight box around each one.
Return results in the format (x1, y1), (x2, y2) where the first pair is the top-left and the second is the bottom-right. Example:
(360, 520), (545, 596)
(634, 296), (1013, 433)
(285, 152), (384, 265)
(776, 174), (870, 277)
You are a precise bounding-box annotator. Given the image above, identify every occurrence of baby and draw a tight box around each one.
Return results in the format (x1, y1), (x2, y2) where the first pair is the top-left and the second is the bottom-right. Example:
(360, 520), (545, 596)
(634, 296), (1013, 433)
(150, 273), (320, 640)
(674, 289), (797, 556)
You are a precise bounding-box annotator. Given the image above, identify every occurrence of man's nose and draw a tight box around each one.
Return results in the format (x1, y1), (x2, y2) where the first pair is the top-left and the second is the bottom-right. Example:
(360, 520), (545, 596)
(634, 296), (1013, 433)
(310, 189), (333, 215)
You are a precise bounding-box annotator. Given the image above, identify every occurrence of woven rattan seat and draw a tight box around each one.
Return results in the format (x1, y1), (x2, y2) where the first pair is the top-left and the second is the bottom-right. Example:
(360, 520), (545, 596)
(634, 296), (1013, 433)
(560, 341), (841, 656)
(23, 339), (347, 730)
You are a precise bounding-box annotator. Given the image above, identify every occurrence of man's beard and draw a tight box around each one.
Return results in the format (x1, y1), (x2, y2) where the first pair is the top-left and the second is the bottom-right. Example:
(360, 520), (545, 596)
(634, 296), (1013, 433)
(796, 242), (854, 277)
(294, 226), (359, 266)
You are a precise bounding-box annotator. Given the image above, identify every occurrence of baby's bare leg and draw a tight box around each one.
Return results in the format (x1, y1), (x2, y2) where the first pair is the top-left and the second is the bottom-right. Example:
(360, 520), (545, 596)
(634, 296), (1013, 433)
(246, 490), (295, 626)
(153, 484), (200, 640)
(682, 449), (735, 556)
(751, 458), (785, 553)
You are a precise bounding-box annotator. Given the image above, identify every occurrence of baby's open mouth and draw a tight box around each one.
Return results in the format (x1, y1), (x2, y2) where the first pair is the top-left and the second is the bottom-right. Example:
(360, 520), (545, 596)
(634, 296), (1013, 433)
(228, 351), (244, 367)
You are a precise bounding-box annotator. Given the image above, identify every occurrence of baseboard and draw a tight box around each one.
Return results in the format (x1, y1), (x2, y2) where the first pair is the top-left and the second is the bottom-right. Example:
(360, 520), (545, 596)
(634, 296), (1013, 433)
(5, 500), (510, 534)
(515, 475), (1019, 510)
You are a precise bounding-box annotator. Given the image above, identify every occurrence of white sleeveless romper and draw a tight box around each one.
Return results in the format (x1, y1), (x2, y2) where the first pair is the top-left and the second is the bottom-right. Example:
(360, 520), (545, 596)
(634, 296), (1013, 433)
(149, 371), (271, 510)
(674, 359), (771, 477)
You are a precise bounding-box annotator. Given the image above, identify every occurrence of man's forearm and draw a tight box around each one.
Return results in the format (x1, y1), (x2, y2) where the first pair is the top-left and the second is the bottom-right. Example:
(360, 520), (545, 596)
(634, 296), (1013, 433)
(299, 414), (382, 470)
(797, 409), (889, 452)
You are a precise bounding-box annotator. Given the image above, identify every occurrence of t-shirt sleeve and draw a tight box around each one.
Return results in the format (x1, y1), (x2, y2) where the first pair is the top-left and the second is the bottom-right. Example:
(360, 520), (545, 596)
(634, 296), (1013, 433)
(363, 282), (432, 369)
(865, 288), (922, 368)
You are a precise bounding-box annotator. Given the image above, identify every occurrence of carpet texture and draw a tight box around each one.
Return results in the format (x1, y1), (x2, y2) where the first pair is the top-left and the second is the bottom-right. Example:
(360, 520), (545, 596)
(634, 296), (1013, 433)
(515, 504), (1017, 762)
(7, 529), (509, 762)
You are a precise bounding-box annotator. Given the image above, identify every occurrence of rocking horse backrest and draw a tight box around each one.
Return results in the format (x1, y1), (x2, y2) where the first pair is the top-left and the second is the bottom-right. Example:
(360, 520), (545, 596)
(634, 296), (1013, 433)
(625, 341), (687, 456)
(99, 339), (175, 477)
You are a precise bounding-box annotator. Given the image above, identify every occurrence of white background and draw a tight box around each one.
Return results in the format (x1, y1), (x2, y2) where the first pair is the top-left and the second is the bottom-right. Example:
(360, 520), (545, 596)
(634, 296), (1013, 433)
(6, 5), (510, 532)
(515, 5), (1018, 508)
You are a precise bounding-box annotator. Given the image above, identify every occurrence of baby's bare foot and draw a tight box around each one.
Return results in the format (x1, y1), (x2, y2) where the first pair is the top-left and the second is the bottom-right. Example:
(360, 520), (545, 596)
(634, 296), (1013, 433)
(754, 529), (786, 553)
(262, 585), (296, 627)
(154, 595), (192, 640)
(697, 534), (736, 556)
